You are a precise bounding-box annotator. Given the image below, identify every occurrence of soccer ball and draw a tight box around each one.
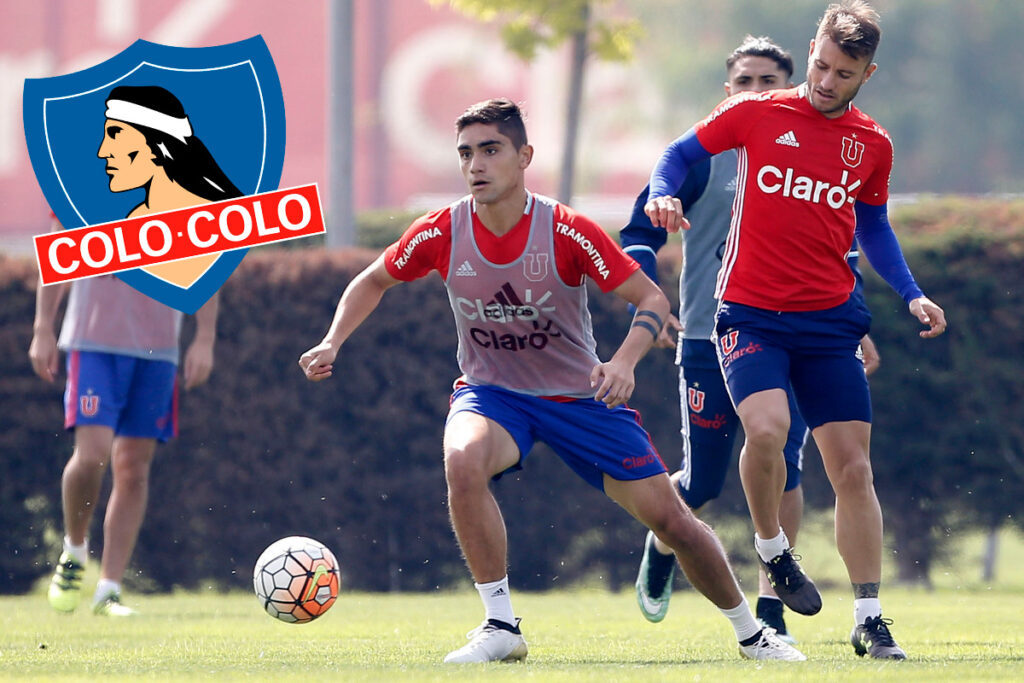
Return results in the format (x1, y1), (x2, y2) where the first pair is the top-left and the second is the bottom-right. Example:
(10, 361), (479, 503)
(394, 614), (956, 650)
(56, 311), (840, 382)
(253, 536), (340, 623)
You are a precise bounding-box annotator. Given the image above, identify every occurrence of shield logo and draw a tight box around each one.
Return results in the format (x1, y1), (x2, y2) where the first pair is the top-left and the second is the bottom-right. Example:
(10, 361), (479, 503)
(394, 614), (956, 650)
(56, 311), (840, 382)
(23, 36), (285, 313)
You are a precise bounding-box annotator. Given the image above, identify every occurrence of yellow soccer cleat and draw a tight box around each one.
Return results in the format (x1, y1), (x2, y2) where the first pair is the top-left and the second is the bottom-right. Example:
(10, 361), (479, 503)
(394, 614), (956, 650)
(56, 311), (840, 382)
(47, 552), (85, 613)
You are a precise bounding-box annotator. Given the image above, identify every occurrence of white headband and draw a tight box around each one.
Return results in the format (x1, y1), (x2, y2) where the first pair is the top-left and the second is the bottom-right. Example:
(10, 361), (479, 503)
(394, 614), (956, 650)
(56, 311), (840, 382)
(105, 100), (192, 143)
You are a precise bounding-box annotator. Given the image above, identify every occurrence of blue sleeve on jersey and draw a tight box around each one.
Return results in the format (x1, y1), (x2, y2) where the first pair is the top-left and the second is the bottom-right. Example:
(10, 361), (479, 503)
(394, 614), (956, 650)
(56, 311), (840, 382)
(648, 128), (713, 200)
(854, 201), (925, 304)
(620, 161), (711, 284)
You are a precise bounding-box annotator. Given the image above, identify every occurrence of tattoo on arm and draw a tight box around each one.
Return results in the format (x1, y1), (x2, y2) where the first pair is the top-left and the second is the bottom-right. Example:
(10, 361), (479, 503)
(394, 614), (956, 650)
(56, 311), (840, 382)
(634, 309), (664, 332)
(631, 319), (659, 339)
(852, 582), (880, 599)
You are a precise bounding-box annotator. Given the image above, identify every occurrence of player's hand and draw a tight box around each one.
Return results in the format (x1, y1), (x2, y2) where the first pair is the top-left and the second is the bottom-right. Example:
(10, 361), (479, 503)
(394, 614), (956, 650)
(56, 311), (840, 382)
(28, 329), (60, 383)
(654, 314), (683, 349)
(859, 334), (880, 376)
(909, 297), (947, 338)
(589, 360), (636, 408)
(300, 341), (338, 382)
(644, 195), (690, 233)
(183, 339), (214, 390)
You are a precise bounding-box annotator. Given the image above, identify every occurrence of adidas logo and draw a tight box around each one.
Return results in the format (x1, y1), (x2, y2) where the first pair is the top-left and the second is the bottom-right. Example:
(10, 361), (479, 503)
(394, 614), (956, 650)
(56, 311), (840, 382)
(455, 260), (477, 277)
(490, 587), (507, 597)
(775, 130), (800, 147)
(724, 176), (737, 192)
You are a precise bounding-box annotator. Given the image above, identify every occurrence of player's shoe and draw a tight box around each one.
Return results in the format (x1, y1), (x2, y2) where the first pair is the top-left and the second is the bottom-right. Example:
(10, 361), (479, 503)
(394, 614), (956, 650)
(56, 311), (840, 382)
(756, 597), (796, 644)
(92, 591), (138, 617)
(850, 615), (907, 660)
(758, 549), (822, 616)
(443, 618), (528, 663)
(635, 530), (675, 623)
(738, 627), (807, 661)
(47, 552), (85, 613)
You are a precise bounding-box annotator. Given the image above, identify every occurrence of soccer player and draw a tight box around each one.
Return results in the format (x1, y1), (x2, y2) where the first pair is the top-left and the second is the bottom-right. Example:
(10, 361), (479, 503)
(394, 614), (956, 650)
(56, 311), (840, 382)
(643, 1), (946, 659)
(624, 35), (879, 643)
(300, 98), (805, 663)
(29, 84), (234, 616)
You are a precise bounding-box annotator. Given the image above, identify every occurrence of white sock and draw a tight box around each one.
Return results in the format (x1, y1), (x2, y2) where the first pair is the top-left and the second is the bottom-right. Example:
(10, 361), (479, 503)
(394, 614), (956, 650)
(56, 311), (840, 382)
(720, 595), (762, 642)
(754, 529), (789, 563)
(854, 598), (882, 625)
(94, 578), (121, 604)
(475, 576), (515, 626)
(63, 536), (88, 564)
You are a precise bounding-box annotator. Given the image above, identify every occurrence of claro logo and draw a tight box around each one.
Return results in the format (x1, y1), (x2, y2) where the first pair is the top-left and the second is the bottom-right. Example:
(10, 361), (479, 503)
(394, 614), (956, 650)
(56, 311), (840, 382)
(756, 165), (862, 209)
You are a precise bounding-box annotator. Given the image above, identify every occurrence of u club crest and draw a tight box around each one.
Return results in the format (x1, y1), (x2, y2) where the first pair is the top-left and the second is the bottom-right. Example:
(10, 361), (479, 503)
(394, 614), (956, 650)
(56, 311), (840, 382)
(24, 36), (286, 313)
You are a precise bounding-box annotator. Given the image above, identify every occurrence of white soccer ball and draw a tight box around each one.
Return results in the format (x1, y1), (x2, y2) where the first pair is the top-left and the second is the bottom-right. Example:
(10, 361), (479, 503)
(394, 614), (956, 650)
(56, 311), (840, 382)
(253, 536), (340, 623)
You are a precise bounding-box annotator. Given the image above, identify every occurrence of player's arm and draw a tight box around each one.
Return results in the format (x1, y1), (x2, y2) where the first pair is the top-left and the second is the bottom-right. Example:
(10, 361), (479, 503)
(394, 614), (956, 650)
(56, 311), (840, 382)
(854, 200), (947, 338)
(28, 218), (69, 383)
(590, 270), (670, 408)
(183, 292), (218, 390)
(300, 255), (402, 382)
(644, 129), (712, 232)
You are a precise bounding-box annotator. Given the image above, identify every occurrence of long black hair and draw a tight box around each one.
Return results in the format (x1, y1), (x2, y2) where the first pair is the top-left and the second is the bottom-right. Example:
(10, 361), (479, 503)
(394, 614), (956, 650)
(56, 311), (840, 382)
(105, 85), (243, 201)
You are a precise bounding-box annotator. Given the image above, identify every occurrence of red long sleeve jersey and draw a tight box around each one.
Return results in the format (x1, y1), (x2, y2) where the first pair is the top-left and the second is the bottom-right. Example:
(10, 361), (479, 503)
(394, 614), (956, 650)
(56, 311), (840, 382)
(695, 84), (893, 311)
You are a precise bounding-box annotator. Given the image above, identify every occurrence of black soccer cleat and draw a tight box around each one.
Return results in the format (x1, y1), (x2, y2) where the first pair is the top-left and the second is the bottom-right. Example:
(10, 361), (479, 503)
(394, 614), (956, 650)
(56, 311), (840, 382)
(851, 615), (907, 660)
(756, 596), (796, 644)
(758, 549), (822, 616)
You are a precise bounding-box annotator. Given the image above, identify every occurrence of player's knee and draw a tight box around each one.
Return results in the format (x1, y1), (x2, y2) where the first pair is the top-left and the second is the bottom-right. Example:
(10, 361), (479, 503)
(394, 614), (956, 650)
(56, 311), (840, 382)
(830, 455), (874, 494)
(648, 506), (708, 553)
(443, 443), (491, 493)
(741, 415), (788, 452)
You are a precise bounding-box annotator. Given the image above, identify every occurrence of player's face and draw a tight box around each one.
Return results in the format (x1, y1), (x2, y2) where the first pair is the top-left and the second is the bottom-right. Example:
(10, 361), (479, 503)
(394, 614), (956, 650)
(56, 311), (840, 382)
(805, 36), (876, 118)
(97, 119), (157, 192)
(725, 55), (792, 96)
(457, 123), (532, 206)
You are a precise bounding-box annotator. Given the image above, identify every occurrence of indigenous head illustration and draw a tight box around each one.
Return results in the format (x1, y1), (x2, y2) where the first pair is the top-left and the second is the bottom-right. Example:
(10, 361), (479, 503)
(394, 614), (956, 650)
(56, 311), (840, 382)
(98, 85), (242, 207)
(97, 85), (242, 285)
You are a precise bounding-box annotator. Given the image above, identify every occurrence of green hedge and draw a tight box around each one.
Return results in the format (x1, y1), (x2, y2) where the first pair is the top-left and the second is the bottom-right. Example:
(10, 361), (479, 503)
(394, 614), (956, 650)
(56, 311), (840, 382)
(1, 197), (1021, 593)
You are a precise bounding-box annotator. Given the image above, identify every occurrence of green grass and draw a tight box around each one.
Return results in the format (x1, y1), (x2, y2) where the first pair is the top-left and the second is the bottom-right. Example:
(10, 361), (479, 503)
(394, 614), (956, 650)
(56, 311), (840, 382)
(4, 522), (1022, 680)
(2, 586), (1022, 681)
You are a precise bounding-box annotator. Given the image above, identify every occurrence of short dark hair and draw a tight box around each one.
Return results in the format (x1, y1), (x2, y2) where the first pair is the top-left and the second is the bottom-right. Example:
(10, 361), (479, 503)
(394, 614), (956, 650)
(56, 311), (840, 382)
(816, 0), (882, 62)
(725, 35), (794, 79)
(455, 98), (528, 149)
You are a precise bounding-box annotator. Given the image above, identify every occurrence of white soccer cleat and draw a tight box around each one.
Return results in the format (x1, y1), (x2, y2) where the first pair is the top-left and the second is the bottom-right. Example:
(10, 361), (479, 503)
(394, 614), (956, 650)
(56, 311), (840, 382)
(443, 618), (528, 663)
(92, 591), (138, 617)
(739, 627), (807, 661)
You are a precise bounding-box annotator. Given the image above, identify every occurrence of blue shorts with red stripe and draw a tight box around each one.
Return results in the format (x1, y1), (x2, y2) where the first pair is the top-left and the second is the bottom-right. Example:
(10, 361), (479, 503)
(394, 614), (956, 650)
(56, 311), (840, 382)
(677, 340), (805, 509)
(64, 350), (178, 442)
(447, 383), (667, 492)
(714, 298), (872, 430)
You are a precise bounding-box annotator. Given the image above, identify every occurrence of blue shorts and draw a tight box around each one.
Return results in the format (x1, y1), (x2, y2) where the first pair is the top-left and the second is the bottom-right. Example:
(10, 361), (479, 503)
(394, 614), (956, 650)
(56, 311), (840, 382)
(64, 350), (178, 442)
(714, 299), (871, 430)
(447, 384), (667, 492)
(677, 340), (804, 509)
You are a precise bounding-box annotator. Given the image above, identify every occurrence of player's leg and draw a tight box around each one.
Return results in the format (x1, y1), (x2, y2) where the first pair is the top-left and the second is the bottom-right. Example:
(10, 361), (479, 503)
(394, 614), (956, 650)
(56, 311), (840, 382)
(91, 356), (176, 616)
(49, 351), (120, 613)
(757, 399), (807, 642)
(93, 436), (156, 616)
(49, 424), (114, 612)
(606, 473), (803, 661)
(442, 385), (529, 663)
(716, 304), (821, 616)
(636, 353), (739, 622)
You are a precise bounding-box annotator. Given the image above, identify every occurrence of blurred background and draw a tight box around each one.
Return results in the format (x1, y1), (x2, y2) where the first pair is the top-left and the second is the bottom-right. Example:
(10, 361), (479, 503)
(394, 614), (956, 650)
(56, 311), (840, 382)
(1, 0), (1022, 596)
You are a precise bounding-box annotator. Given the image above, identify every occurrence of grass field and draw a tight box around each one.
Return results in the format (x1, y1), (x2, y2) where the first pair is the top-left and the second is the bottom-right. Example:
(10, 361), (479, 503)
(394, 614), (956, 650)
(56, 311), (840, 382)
(2, 524), (1022, 681)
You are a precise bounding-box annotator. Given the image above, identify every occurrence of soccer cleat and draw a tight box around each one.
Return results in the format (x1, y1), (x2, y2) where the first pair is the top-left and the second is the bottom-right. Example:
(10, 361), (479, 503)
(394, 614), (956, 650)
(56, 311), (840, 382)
(443, 618), (528, 663)
(758, 549), (822, 616)
(738, 627), (807, 661)
(756, 597), (796, 644)
(850, 615), (907, 660)
(635, 530), (676, 623)
(93, 591), (138, 617)
(47, 552), (85, 613)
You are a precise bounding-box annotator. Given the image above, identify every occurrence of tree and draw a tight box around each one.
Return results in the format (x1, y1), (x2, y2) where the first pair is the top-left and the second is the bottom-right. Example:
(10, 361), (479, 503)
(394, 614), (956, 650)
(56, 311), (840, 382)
(431, 0), (640, 204)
